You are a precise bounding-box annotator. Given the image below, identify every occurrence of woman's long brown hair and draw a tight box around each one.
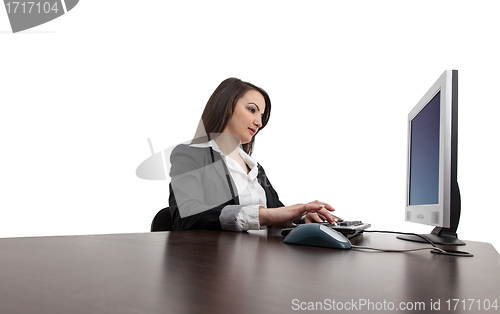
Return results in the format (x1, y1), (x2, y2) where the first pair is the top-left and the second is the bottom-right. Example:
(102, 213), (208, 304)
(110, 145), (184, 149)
(193, 78), (271, 155)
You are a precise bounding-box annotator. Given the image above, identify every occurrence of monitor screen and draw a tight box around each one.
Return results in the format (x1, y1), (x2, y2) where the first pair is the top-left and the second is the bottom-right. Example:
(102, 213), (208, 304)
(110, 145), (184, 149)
(409, 91), (440, 206)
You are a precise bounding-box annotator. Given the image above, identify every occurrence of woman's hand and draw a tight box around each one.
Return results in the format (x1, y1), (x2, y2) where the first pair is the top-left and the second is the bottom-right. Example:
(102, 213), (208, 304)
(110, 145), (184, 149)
(258, 200), (341, 227)
(303, 200), (343, 224)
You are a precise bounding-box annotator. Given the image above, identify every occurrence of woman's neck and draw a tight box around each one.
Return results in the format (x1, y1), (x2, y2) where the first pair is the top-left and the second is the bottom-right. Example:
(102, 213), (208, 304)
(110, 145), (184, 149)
(214, 133), (241, 156)
(214, 134), (249, 173)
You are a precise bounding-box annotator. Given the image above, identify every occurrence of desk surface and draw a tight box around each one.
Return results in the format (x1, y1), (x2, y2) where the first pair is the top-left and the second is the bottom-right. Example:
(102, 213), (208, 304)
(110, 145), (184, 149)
(1, 230), (499, 314)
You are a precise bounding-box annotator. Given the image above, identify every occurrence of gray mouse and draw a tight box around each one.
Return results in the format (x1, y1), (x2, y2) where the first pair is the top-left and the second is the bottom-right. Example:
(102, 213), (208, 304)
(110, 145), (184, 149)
(284, 224), (352, 249)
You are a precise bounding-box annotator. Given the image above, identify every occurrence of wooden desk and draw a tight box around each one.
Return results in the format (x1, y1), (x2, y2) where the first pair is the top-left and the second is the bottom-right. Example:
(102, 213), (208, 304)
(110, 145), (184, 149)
(1, 230), (499, 313)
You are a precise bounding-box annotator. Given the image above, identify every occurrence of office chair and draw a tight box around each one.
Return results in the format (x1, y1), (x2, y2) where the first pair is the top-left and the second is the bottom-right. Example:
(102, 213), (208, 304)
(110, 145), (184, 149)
(151, 207), (174, 232)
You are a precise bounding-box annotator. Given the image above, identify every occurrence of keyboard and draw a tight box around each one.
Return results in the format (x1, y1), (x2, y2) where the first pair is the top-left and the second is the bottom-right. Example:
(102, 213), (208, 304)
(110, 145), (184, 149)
(281, 221), (371, 238)
(337, 221), (363, 226)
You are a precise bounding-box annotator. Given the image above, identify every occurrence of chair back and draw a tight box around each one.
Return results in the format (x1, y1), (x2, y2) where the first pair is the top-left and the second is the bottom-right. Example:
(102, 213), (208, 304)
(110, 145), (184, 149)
(151, 207), (173, 231)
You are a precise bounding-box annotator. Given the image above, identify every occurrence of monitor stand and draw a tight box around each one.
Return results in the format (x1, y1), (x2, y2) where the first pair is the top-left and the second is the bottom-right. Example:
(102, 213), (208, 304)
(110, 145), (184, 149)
(397, 227), (466, 246)
(400, 183), (465, 246)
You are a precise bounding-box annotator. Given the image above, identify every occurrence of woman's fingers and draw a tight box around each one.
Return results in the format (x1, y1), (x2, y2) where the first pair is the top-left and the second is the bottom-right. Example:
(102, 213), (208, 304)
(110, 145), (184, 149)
(306, 202), (342, 224)
(304, 212), (323, 223)
(316, 207), (336, 224)
(331, 214), (343, 222)
(285, 202), (342, 225)
(308, 200), (336, 212)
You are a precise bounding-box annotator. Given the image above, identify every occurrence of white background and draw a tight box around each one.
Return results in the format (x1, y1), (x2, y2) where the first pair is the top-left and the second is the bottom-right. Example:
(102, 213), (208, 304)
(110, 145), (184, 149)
(1, 1), (499, 251)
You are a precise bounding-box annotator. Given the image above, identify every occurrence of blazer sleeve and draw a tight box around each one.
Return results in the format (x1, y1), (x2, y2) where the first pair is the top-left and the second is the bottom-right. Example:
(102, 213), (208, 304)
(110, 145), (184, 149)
(168, 144), (241, 231)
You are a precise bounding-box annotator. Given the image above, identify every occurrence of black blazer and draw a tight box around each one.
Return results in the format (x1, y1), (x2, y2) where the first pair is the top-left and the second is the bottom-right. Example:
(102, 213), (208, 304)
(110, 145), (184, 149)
(168, 144), (284, 231)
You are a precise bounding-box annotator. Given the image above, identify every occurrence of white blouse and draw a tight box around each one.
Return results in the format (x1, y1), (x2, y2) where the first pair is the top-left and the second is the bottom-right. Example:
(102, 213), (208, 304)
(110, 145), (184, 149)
(190, 140), (267, 231)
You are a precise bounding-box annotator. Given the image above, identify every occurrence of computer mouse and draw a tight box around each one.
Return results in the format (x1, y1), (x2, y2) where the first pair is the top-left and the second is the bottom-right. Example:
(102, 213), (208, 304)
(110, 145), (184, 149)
(284, 224), (351, 249)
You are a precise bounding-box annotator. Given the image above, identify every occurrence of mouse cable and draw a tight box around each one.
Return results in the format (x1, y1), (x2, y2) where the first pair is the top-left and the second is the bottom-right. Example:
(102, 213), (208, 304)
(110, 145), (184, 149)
(352, 230), (473, 257)
(351, 230), (446, 253)
(351, 245), (446, 254)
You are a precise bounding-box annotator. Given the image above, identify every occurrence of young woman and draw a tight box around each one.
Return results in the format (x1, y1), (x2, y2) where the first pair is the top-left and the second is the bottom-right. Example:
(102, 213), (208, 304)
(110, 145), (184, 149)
(168, 78), (341, 231)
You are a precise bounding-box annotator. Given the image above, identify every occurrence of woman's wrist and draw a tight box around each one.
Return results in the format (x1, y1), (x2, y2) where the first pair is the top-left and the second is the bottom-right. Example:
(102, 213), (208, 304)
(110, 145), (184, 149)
(258, 206), (269, 226)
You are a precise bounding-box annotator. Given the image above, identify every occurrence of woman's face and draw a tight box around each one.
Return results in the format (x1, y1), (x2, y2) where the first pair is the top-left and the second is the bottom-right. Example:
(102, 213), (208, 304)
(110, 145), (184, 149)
(223, 89), (266, 144)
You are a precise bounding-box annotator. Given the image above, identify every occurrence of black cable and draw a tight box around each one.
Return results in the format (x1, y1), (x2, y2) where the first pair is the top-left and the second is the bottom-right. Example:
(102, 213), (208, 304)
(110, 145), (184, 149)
(352, 245), (446, 254)
(364, 230), (439, 247)
(361, 230), (473, 257)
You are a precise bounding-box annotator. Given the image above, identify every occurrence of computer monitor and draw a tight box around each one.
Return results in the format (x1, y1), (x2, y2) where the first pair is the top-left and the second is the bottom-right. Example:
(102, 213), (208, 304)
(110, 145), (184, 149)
(397, 70), (465, 246)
